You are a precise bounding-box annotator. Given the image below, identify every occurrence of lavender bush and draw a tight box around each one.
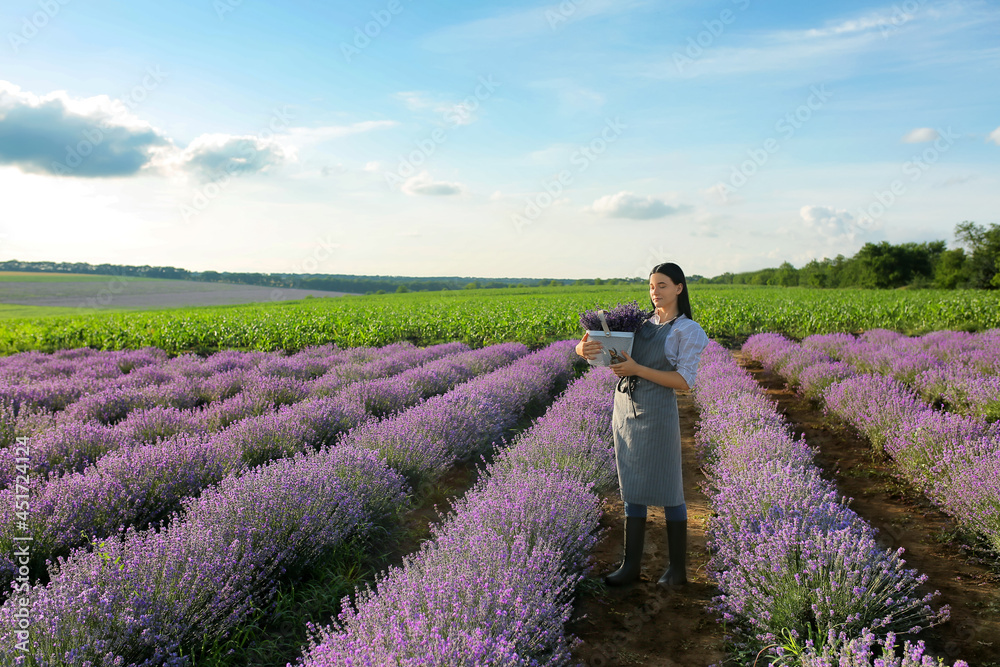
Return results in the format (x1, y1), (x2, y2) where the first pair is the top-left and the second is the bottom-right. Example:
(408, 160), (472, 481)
(747, 331), (1000, 560)
(694, 342), (948, 657)
(298, 363), (614, 667)
(338, 341), (576, 487)
(579, 300), (649, 333)
(0, 446), (408, 666)
(492, 366), (618, 492)
(0, 434), (245, 595)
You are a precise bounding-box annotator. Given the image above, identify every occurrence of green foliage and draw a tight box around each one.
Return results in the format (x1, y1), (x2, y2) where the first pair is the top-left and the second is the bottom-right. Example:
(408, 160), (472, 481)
(933, 248), (968, 289)
(2, 285), (1000, 356)
(702, 223), (1000, 290)
(955, 220), (1000, 289)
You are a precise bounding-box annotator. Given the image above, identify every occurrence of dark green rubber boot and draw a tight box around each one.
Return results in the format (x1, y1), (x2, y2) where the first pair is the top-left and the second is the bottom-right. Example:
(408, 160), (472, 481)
(604, 516), (645, 586)
(657, 520), (688, 586)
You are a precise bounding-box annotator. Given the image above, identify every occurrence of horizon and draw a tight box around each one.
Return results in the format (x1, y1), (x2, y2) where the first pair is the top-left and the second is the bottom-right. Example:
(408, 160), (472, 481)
(1, 1), (998, 281)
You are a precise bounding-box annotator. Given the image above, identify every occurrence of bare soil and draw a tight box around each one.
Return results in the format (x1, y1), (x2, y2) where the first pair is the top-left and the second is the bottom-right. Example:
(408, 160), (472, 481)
(568, 390), (729, 667)
(0, 279), (350, 309)
(738, 351), (1000, 667)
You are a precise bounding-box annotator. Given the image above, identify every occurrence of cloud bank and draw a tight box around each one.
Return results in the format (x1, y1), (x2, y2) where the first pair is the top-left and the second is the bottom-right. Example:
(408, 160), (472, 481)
(0, 81), (394, 182)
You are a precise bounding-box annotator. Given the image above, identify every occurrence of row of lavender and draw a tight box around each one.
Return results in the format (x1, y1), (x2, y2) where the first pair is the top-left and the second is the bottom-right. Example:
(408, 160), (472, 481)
(297, 365), (620, 665)
(0, 341), (580, 665)
(0, 340), (475, 487)
(693, 342), (962, 666)
(799, 328), (1000, 422)
(743, 332), (1000, 558)
(0, 341), (532, 596)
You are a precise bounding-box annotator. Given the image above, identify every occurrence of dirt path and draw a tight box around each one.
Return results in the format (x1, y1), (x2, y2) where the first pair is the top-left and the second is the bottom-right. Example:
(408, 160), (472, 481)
(738, 352), (1000, 667)
(568, 390), (728, 667)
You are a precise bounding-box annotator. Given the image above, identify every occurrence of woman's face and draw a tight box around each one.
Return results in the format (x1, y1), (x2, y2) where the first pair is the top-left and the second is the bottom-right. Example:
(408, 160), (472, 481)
(649, 272), (683, 312)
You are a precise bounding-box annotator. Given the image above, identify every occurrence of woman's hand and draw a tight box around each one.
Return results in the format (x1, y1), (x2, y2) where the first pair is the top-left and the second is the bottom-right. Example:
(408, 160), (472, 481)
(610, 350), (642, 378)
(575, 332), (603, 360)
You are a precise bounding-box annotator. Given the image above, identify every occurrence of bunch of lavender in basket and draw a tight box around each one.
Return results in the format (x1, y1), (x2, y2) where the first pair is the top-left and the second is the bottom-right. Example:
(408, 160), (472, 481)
(578, 300), (649, 333)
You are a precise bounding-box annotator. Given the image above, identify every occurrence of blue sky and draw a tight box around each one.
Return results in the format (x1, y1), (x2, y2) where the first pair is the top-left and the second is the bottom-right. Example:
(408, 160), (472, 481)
(0, 0), (998, 279)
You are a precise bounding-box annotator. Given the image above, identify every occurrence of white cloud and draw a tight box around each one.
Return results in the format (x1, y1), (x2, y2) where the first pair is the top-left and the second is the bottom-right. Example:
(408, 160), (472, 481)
(283, 121), (397, 148)
(0, 80), (397, 183)
(637, 4), (953, 80)
(702, 183), (742, 206)
(420, 0), (632, 52)
(176, 134), (285, 182)
(394, 90), (482, 126)
(800, 204), (870, 242)
(802, 11), (914, 38)
(591, 191), (683, 220)
(0, 80), (169, 178)
(939, 174), (977, 187)
(395, 91), (434, 111)
(528, 79), (605, 113)
(988, 127), (1000, 145)
(170, 120), (395, 179)
(401, 171), (463, 196)
(902, 127), (940, 143)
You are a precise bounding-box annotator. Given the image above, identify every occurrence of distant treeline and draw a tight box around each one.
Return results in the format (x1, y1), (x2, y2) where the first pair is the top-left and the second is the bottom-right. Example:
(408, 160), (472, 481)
(704, 221), (1000, 289)
(0, 261), (644, 294)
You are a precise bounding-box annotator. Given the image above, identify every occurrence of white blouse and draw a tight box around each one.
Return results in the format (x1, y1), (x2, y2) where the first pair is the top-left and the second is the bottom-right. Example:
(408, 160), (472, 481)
(648, 313), (710, 389)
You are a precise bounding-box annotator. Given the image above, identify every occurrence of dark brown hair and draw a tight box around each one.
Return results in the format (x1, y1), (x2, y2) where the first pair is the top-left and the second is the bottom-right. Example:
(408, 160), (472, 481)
(649, 262), (693, 321)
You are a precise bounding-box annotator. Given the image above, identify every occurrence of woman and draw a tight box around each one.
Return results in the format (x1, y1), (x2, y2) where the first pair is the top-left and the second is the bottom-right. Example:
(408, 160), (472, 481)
(575, 262), (709, 586)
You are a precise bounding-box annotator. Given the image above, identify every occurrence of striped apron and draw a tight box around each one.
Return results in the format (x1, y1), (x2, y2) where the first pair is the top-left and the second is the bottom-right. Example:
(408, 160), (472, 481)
(612, 318), (685, 507)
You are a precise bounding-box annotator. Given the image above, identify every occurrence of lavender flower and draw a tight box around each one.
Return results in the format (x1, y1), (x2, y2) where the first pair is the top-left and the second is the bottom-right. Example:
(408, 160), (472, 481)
(579, 300), (649, 333)
(798, 627), (969, 666)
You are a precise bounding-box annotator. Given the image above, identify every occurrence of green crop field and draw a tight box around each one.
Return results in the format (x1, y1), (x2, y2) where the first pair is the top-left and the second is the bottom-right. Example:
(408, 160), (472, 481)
(2, 284), (999, 356)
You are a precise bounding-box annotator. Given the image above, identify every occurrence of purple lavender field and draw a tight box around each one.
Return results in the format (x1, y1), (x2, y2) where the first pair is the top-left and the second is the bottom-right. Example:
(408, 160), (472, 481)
(1, 330), (996, 666)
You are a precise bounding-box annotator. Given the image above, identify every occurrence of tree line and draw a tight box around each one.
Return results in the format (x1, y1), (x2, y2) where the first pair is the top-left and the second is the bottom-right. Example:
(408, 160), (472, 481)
(0, 260), (642, 294)
(704, 221), (1000, 289)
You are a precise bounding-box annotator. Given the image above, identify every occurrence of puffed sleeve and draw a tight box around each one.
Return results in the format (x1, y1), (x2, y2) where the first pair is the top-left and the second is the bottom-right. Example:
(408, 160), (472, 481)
(666, 318), (710, 389)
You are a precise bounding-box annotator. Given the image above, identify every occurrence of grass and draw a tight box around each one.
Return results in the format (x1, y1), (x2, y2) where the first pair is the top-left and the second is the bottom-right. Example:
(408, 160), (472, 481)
(190, 535), (388, 667)
(0, 303), (115, 319)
